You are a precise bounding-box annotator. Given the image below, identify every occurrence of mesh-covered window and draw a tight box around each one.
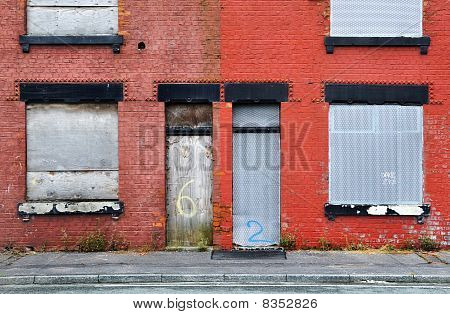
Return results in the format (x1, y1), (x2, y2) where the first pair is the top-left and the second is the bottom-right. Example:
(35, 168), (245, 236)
(26, 103), (119, 200)
(232, 103), (280, 128)
(329, 105), (423, 205)
(233, 104), (280, 247)
(330, 0), (423, 37)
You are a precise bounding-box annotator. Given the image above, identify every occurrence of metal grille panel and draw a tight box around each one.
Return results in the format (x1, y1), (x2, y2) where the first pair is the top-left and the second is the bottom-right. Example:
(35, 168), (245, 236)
(233, 133), (280, 246)
(330, 0), (423, 37)
(329, 105), (423, 204)
(233, 104), (280, 128)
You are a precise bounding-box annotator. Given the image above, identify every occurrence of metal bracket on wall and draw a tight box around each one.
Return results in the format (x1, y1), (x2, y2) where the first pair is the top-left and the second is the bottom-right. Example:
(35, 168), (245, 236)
(21, 214), (31, 223)
(324, 36), (430, 55)
(19, 35), (124, 54)
(324, 204), (431, 224)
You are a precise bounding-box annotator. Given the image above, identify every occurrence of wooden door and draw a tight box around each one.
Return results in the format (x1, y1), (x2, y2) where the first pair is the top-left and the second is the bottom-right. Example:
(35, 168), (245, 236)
(166, 104), (213, 248)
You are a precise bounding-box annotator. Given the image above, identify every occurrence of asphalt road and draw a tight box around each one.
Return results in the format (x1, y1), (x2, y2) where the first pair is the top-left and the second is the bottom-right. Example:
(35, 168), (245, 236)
(1, 283), (449, 294)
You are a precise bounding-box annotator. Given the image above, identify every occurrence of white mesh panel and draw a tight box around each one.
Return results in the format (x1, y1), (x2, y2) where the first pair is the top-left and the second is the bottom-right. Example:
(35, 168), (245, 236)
(232, 103), (280, 247)
(233, 104), (280, 128)
(329, 105), (423, 205)
(330, 0), (423, 37)
(233, 133), (280, 246)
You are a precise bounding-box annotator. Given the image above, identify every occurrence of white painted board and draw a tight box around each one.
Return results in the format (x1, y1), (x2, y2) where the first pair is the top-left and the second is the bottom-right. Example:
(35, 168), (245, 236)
(27, 171), (118, 200)
(28, 1), (118, 7)
(27, 7), (118, 36)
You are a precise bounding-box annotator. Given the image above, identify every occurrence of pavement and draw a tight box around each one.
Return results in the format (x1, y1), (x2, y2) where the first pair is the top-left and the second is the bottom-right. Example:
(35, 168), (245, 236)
(0, 250), (449, 286)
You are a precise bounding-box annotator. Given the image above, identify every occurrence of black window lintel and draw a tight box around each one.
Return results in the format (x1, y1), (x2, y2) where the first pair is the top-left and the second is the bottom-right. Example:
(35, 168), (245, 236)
(324, 36), (430, 55)
(325, 84), (428, 105)
(19, 35), (124, 53)
(20, 83), (124, 103)
(225, 83), (289, 103)
(158, 84), (220, 103)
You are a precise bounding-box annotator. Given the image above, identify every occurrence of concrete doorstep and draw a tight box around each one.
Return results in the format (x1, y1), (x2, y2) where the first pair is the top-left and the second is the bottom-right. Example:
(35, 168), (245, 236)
(0, 273), (449, 286)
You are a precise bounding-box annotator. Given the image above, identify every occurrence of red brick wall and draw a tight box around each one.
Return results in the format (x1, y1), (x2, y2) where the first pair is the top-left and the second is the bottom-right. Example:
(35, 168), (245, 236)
(219, 0), (449, 249)
(0, 0), (448, 250)
(0, 0), (221, 250)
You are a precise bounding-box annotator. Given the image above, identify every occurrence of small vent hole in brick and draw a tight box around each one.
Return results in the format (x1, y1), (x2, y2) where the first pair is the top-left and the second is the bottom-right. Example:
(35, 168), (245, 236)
(138, 42), (146, 50)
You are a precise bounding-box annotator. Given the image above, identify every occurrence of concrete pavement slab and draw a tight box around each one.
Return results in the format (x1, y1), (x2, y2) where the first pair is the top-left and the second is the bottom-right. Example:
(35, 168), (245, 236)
(287, 251), (403, 266)
(0, 255), (13, 264)
(287, 274), (350, 283)
(436, 251), (450, 264)
(387, 253), (429, 265)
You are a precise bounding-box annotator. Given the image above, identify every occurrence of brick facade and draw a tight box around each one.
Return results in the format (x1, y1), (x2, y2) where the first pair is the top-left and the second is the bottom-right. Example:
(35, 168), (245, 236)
(0, 0), (448, 250)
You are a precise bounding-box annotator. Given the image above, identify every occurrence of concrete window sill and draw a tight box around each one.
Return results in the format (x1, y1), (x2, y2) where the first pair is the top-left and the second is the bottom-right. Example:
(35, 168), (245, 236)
(324, 36), (430, 54)
(324, 204), (430, 224)
(19, 35), (124, 53)
(18, 201), (124, 221)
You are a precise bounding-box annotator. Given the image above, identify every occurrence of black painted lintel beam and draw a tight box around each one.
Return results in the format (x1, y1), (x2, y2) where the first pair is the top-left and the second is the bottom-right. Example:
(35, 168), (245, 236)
(225, 83), (289, 103)
(20, 83), (124, 103)
(325, 84), (428, 105)
(158, 84), (220, 103)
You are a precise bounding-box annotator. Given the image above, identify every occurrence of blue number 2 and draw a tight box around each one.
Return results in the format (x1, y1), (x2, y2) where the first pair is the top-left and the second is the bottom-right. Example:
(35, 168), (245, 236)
(247, 220), (272, 243)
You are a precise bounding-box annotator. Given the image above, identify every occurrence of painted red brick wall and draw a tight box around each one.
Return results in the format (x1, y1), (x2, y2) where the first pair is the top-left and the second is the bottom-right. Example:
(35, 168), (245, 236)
(0, 0), (448, 250)
(219, 0), (449, 249)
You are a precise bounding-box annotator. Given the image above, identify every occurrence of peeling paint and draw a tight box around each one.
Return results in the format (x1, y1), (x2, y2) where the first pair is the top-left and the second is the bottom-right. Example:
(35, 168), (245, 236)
(18, 201), (123, 216)
(367, 205), (425, 216)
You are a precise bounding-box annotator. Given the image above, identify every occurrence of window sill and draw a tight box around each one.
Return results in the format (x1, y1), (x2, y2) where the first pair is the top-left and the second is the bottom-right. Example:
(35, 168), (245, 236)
(18, 201), (124, 221)
(19, 35), (124, 53)
(325, 204), (430, 224)
(324, 36), (430, 55)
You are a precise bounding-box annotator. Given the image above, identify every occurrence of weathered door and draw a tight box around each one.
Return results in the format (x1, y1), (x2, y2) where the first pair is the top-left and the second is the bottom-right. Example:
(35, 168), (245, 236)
(232, 104), (281, 247)
(166, 104), (213, 247)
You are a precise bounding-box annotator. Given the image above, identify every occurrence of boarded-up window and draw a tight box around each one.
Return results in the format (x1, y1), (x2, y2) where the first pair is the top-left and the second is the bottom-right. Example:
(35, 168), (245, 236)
(26, 103), (118, 200)
(27, 0), (118, 36)
(330, 0), (423, 37)
(329, 105), (423, 205)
